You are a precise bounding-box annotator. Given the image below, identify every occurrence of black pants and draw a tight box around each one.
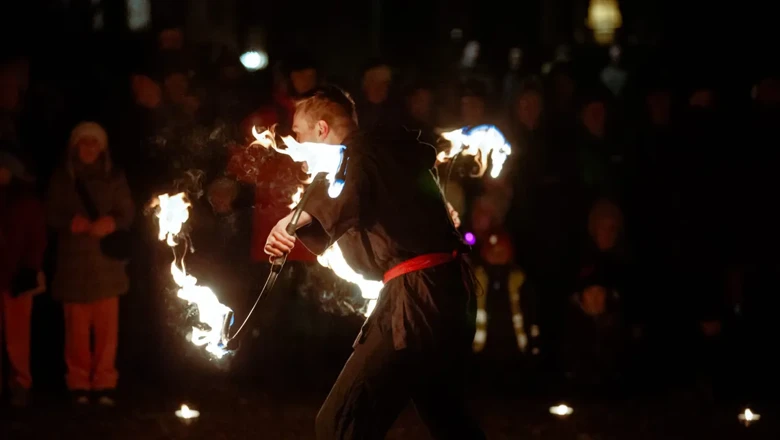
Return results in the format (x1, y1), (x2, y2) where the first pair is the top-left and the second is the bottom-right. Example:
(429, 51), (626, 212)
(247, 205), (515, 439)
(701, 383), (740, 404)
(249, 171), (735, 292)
(315, 321), (485, 440)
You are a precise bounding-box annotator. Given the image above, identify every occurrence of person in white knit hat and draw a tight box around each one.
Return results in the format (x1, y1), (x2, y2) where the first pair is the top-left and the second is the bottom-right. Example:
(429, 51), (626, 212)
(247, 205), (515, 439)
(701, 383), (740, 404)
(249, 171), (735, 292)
(46, 121), (134, 407)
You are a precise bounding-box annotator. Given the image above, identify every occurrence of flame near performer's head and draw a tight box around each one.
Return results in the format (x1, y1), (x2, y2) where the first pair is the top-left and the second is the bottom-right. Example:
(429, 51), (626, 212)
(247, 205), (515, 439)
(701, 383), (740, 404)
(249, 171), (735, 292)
(438, 124), (512, 179)
(251, 126), (346, 199)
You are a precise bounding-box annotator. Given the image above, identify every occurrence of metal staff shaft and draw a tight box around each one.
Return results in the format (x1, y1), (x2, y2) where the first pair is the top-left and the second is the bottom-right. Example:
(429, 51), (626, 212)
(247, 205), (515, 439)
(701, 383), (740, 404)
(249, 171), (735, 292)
(220, 172), (329, 346)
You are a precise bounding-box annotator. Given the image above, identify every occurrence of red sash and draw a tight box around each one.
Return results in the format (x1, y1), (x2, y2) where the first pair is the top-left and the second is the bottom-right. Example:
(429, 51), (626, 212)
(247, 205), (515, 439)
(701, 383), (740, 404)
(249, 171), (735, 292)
(383, 251), (459, 284)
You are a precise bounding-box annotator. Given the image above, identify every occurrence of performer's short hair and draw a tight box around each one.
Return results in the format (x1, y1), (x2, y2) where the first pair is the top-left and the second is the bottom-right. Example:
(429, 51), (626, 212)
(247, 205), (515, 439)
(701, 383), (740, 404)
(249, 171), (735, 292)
(294, 84), (359, 134)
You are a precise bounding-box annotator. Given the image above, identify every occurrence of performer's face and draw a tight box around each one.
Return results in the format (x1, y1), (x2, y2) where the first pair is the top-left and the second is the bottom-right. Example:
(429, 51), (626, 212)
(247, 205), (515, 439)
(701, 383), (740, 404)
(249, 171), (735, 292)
(292, 111), (322, 144)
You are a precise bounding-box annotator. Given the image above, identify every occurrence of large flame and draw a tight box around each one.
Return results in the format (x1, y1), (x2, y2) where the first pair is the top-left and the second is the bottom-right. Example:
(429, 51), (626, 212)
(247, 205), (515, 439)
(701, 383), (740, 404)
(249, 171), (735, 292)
(251, 127), (346, 198)
(318, 243), (383, 316)
(151, 193), (232, 358)
(438, 124), (512, 178)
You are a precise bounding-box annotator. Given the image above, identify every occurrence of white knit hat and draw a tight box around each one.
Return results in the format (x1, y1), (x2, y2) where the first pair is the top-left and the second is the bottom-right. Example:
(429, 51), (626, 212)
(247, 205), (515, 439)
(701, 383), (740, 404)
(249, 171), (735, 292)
(69, 121), (108, 151)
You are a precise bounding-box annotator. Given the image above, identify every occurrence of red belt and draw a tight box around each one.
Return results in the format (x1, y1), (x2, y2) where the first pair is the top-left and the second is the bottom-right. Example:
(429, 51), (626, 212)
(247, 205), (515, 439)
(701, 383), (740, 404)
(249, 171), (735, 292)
(383, 251), (459, 284)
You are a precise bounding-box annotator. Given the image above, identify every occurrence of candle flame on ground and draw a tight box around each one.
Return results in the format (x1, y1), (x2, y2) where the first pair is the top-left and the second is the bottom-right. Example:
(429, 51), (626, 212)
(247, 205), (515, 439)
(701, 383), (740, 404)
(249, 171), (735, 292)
(739, 408), (760, 426)
(176, 404), (200, 419)
(549, 404), (573, 416)
(438, 124), (512, 178)
(152, 193), (233, 358)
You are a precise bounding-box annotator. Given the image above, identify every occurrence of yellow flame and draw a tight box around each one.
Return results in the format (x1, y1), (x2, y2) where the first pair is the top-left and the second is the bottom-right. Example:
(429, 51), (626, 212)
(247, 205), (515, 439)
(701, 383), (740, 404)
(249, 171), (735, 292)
(175, 404), (200, 419)
(318, 243), (383, 316)
(289, 185), (304, 210)
(438, 125), (511, 178)
(251, 127), (345, 194)
(151, 192), (233, 358)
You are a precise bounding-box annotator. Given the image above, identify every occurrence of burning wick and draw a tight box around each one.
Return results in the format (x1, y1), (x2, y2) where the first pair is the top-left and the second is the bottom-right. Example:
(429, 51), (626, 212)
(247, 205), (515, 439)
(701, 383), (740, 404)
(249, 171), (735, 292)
(438, 124), (512, 179)
(175, 404), (200, 421)
(549, 404), (574, 417)
(738, 408), (760, 426)
(151, 193), (233, 358)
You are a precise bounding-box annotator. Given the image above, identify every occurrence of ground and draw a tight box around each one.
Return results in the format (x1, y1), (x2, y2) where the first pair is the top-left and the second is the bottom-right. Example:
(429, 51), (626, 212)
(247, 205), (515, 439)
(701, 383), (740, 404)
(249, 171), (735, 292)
(2, 383), (777, 439)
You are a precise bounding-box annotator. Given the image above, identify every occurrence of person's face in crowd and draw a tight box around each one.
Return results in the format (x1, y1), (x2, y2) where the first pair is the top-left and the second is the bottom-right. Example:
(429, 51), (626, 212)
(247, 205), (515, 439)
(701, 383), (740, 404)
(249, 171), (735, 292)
(132, 75), (162, 109)
(0, 167), (11, 186)
(77, 136), (102, 165)
(461, 95), (485, 126)
(407, 88), (433, 124)
(582, 101), (606, 138)
(159, 28), (184, 51)
(581, 285), (607, 316)
(0, 68), (20, 111)
(647, 90), (671, 127)
(209, 186), (236, 215)
(164, 73), (189, 104)
(552, 73), (575, 112)
(689, 88), (714, 109)
(593, 216), (619, 251)
(363, 66), (392, 104)
(480, 232), (514, 266)
(516, 91), (542, 130)
(753, 77), (780, 105)
(290, 68), (317, 96)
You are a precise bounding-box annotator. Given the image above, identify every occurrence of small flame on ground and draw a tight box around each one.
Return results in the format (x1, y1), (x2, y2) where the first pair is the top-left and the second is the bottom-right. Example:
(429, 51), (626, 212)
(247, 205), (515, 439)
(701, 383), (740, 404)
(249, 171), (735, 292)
(738, 408), (761, 426)
(175, 404), (200, 419)
(438, 124), (512, 178)
(549, 404), (574, 416)
(152, 193), (233, 358)
(318, 243), (382, 316)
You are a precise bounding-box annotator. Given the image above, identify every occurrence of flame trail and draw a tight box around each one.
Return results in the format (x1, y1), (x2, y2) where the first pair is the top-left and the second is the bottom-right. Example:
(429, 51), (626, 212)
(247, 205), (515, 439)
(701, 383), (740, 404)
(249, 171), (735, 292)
(151, 193), (232, 358)
(252, 128), (380, 316)
(438, 124), (512, 178)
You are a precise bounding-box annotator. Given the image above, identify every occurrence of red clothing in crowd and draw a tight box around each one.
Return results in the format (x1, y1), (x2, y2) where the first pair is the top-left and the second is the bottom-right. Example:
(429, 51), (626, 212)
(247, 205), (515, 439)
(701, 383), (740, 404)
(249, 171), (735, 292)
(231, 105), (316, 263)
(0, 190), (47, 292)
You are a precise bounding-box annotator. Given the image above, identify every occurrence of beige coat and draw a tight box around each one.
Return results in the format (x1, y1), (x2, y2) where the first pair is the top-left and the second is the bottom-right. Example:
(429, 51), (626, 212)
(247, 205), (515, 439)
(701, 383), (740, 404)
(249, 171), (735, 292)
(46, 164), (135, 303)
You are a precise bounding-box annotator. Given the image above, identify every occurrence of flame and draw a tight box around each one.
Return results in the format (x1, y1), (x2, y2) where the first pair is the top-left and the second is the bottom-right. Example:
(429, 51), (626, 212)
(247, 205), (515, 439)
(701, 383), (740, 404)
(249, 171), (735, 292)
(549, 404), (574, 416)
(438, 124), (512, 178)
(251, 127), (346, 198)
(151, 193), (233, 358)
(175, 404), (200, 419)
(318, 243), (383, 316)
(289, 185), (304, 210)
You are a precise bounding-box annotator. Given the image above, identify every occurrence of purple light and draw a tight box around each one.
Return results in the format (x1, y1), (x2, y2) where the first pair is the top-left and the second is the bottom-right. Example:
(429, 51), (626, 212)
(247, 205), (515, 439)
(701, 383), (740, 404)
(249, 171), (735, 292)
(464, 232), (476, 245)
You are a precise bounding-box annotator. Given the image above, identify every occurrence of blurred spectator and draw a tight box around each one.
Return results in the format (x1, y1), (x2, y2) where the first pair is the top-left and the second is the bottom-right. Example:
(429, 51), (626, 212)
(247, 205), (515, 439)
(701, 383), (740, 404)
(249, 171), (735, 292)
(0, 150), (46, 407)
(356, 60), (400, 130)
(46, 122), (134, 406)
(460, 79), (489, 127)
(400, 80), (437, 146)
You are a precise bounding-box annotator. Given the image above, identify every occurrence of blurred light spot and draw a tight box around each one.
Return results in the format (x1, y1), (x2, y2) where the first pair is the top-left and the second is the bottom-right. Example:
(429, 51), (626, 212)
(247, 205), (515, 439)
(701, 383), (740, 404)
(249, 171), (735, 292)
(127, 0), (151, 31)
(175, 404), (200, 421)
(464, 232), (476, 245)
(549, 404), (573, 416)
(489, 234), (498, 245)
(450, 28), (463, 40)
(739, 408), (761, 426)
(240, 51), (268, 71)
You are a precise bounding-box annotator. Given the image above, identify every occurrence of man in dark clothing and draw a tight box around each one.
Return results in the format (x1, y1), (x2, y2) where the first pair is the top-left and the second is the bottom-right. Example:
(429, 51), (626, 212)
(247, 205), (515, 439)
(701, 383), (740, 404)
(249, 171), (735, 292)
(265, 86), (484, 439)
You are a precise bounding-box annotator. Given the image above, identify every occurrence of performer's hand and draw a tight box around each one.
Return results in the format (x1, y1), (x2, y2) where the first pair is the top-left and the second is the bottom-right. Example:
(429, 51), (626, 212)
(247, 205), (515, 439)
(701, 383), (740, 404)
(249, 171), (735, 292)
(265, 217), (296, 257)
(447, 202), (461, 228)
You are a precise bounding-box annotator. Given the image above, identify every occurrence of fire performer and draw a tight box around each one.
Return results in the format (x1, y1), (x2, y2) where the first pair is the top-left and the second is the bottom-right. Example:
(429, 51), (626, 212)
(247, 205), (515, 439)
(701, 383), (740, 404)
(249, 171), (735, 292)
(265, 86), (485, 439)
